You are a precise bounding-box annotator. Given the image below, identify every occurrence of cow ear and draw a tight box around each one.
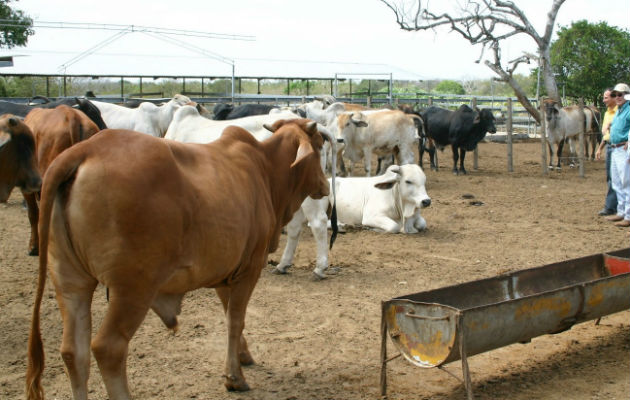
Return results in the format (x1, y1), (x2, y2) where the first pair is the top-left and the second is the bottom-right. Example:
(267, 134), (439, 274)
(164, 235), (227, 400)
(263, 123), (276, 133)
(291, 141), (314, 168)
(374, 166), (401, 190)
(0, 131), (10, 148)
(473, 112), (481, 124)
(305, 121), (318, 135)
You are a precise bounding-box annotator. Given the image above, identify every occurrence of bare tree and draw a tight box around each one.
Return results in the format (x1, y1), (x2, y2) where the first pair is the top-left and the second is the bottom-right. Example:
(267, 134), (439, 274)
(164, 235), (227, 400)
(380, 0), (566, 123)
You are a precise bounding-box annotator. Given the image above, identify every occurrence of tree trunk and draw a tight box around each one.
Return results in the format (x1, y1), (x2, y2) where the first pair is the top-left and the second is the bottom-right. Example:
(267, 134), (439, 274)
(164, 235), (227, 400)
(485, 61), (541, 124)
(540, 48), (561, 103)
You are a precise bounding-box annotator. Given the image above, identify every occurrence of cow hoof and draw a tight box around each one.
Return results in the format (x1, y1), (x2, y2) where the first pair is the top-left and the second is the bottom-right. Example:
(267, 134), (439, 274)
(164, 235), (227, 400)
(224, 375), (250, 392)
(28, 247), (38, 256)
(311, 271), (327, 281)
(271, 266), (290, 275)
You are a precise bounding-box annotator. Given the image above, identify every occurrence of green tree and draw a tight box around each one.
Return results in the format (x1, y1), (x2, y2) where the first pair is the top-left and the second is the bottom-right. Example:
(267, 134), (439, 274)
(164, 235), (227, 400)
(0, 0), (34, 49)
(551, 20), (630, 105)
(434, 80), (465, 95)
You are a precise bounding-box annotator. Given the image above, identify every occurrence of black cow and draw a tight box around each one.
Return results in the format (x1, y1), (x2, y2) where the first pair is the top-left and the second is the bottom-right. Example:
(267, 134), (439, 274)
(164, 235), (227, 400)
(0, 97), (107, 130)
(212, 103), (278, 120)
(420, 105), (496, 175)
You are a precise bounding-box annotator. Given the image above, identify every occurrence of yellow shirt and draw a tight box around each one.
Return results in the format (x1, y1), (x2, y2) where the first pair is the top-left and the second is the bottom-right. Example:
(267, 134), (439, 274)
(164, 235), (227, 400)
(602, 105), (618, 142)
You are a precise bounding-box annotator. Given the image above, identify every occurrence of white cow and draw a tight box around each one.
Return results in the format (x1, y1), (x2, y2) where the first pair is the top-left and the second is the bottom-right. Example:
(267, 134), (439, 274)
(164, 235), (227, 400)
(164, 105), (301, 143)
(273, 164), (431, 276)
(91, 94), (192, 137)
(338, 110), (421, 176)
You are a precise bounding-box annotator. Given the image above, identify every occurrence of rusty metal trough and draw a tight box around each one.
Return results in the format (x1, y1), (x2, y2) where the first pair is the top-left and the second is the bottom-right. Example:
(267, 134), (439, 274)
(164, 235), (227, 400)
(380, 249), (630, 399)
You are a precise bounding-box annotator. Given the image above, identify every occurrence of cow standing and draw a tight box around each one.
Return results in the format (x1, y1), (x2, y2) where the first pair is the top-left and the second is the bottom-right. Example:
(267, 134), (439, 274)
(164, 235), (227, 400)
(543, 100), (599, 169)
(22, 105), (101, 255)
(420, 105), (497, 175)
(212, 103), (279, 120)
(0, 115), (41, 203)
(26, 119), (329, 399)
(0, 97), (107, 130)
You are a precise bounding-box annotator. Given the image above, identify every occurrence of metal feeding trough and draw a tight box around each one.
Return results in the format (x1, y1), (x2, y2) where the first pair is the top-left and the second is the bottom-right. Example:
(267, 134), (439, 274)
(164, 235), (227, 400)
(380, 249), (630, 399)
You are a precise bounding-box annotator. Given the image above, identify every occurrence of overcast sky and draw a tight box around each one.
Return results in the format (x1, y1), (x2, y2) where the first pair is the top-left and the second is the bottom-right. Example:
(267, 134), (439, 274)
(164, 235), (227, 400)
(3, 0), (629, 81)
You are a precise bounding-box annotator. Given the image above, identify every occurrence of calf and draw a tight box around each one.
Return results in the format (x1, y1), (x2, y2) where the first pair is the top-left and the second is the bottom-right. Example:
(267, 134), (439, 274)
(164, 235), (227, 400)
(22, 105), (101, 255)
(421, 105), (497, 175)
(26, 119), (329, 399)
(0, 115), (41, 203)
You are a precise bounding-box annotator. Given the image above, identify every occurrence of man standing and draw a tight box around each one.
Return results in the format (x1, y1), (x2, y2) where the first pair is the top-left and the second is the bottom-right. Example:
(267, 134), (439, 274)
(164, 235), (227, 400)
(595, 88), (618, 216)
(605, 83), (630, 227)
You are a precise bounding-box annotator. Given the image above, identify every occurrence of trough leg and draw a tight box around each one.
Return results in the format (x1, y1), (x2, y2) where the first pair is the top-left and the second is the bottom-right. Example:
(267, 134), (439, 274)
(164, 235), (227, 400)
(380, 301), (388, 397)
(457, 313), (473, 400)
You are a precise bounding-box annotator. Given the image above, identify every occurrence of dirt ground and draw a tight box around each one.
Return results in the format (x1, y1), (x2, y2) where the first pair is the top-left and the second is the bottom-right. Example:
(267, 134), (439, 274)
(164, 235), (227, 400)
(1, 140), (629, 400)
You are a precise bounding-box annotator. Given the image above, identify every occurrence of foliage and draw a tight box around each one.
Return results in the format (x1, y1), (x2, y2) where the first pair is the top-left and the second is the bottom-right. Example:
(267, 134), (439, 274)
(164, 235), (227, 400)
(550, 20), (630, 105)
(434, 80), (465, 95)
(0, 0), (34, 49)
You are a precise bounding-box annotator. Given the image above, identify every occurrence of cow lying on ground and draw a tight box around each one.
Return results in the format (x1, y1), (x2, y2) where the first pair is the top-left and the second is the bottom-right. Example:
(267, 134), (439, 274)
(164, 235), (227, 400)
(22, 105), (101, 255)
(544, 100), (600, 168)
(0, 97), (107, 130)
(272, 164), (430, 275)
(26, 119), (329, 399)
(420, 105), (497, 175)
(0, 115), (41, 203)
(91, 94), (191, 137)
(213, 103), (279, 120)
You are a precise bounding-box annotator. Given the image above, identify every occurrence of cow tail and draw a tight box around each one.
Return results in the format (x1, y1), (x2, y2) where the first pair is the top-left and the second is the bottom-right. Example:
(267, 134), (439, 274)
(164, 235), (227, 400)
(26, 151), (84, 400)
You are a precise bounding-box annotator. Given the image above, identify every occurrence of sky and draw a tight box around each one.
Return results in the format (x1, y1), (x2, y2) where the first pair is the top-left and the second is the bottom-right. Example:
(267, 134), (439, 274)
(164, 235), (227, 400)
(1, 0), (629, 81)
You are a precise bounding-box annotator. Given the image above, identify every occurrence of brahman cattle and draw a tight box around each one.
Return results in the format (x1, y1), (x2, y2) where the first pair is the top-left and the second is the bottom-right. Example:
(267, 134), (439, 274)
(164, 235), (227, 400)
(274, 164), (430, 278)
(0, 97), (107, 130)
(213, 103), (279, 120)
(338, 109), (420, 176)
(164, 104), (300, 143)
(91, 94), (191, 137)
(165, 105), (338, 280)
(26, 119), (329, 399)
(543, 99), (599, 169)
(420, 105), (497, 175)
(22, 105), (101, 255)
(0, 114), (41, 203)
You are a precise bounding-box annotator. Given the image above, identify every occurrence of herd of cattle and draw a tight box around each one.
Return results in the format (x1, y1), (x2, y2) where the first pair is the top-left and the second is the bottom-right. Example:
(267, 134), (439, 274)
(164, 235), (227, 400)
(0, 93), (600, 399)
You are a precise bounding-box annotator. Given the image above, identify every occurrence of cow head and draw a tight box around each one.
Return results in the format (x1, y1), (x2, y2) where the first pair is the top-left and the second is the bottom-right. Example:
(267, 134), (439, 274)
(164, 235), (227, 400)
(543, 99), (562, 129)
(0, 115), (41, 202)
(477, 108), (497, 134)
(374, 164), (431, 219)
(74, 98), (108, 130)
(263, 119), (329, 202)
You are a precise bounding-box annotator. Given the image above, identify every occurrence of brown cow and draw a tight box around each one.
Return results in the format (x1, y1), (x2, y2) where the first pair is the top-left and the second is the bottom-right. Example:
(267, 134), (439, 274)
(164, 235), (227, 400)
(0, 114), (41, 202)
(26, 119), (329, 399)
(23, 105), (101, 255)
